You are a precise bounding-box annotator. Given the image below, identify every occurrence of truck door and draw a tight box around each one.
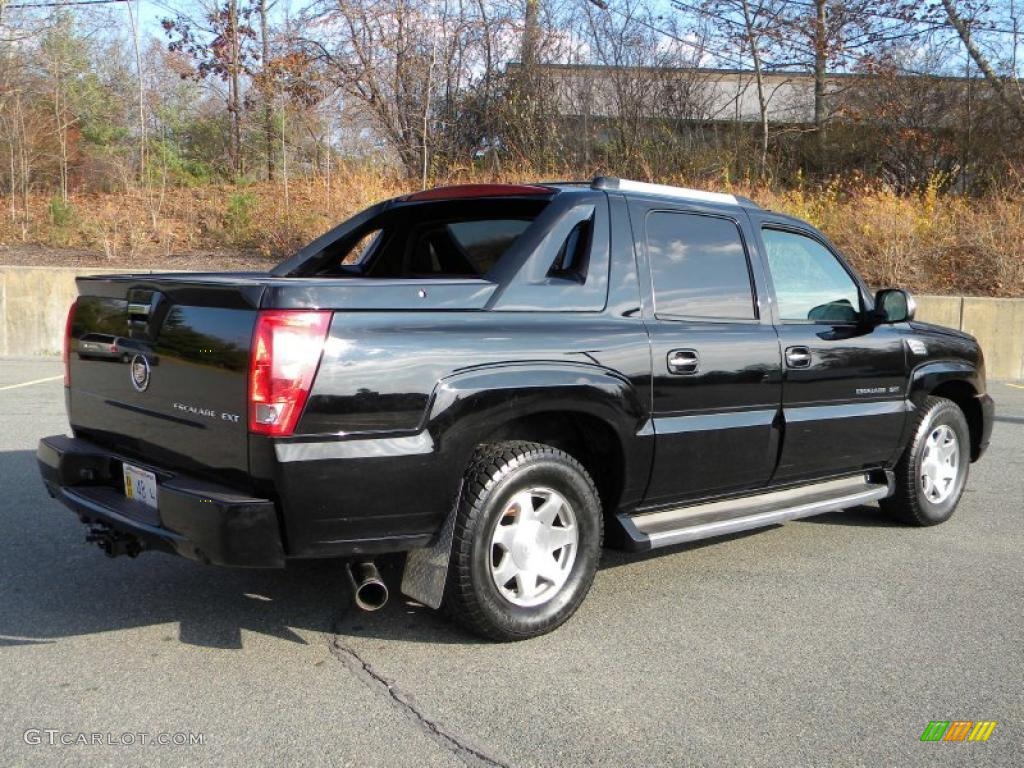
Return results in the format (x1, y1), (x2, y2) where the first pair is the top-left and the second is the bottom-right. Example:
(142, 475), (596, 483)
(633, 203), (783, 507)
(753, 222), (908, 483)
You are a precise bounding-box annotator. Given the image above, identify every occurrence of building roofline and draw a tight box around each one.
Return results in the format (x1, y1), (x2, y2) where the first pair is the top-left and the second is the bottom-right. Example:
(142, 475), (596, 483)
(506, 61), (982, 84)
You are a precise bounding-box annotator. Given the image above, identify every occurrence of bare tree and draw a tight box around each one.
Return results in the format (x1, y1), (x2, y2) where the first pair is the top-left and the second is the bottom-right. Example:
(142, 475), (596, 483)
(811, 0), (826, 146)
(939, 0), (1024, 129)
(295, 0), (515, 178)
(40, 15), (89, 202)
(572, 0), (711, 174)
(295, 0), (430, 176)
(782, 2), (923, 156)
(257, 0), (275, 179)
(163, 0), (258, 175)
(125, 0), (146, 181)
(673, 0), (788, 175)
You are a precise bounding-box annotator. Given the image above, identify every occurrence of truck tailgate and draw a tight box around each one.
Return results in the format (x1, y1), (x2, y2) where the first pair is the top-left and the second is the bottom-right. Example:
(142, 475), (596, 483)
(68, 275), (265, 480)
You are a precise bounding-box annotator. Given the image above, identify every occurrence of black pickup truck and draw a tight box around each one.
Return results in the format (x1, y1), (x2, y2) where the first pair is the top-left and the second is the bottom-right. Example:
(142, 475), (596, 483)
(38, 178), (993, 640)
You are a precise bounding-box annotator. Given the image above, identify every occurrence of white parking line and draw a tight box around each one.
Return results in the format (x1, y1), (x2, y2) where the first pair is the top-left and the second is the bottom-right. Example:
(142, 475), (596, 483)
(0, 375), (64, 392)
(1006, 383), (1024, 390)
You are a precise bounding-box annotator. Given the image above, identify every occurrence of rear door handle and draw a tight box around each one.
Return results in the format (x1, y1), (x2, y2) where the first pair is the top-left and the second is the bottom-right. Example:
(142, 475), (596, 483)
(785, 346), (812, 368)
(667, 349), (699, 375)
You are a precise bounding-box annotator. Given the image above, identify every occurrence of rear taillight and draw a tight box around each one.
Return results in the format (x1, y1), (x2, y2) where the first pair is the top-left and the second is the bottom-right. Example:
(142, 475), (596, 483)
(248, 310), (331, 436)
(63, 301), (77, 386)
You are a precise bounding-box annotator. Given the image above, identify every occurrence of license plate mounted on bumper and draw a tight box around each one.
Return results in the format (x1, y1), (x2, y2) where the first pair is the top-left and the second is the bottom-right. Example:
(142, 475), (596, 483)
(122, 462), (159, 510)
(39, 435), (284, 567)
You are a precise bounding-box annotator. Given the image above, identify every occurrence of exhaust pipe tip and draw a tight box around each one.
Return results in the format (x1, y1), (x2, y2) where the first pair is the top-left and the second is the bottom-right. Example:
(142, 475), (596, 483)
(355, 580), (389, 612)
(346, 560), (389, 611)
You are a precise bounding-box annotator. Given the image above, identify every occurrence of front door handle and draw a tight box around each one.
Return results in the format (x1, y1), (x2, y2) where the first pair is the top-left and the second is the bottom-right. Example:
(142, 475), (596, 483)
(785, 346), (812, 368)
(667, 349), (699, 375)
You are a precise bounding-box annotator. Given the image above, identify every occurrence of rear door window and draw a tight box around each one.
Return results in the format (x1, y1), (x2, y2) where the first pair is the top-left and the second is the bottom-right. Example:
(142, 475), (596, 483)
(645, 212), (756, 320)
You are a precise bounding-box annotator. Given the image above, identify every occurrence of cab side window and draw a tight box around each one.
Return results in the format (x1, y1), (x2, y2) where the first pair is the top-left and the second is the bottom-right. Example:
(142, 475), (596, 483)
(761, 228), (862, 323)
(646, 211), (756, 321)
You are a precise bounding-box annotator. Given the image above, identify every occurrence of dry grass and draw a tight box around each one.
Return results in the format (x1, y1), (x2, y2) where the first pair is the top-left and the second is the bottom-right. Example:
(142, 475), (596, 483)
(762, 176), (1024, 297)
(2, 167), (1023, 296)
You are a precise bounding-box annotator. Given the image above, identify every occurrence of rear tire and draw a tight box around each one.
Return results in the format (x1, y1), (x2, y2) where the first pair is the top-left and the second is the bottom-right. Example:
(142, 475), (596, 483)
(443, 441), (603, 641)
(881, 396), (970, 526)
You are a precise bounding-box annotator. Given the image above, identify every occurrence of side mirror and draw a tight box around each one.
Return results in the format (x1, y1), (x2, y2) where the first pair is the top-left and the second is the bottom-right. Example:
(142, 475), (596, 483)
(874, 288), (916, 324)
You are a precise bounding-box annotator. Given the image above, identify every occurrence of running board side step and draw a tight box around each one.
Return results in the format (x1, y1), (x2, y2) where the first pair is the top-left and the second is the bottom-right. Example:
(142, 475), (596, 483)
(617, 472), (895, 551)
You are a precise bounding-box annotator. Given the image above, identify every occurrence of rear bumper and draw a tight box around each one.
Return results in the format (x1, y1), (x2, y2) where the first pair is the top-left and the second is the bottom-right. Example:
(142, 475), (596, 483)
(37, 435), (285, 568)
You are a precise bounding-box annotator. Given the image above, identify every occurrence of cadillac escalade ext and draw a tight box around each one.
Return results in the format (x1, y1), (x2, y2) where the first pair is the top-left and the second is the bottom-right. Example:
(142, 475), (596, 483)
(37, 178), (994, 640)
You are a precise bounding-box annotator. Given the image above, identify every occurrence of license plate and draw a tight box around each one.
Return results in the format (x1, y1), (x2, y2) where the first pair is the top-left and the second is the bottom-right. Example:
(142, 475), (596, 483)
(123, 463), (159, 510)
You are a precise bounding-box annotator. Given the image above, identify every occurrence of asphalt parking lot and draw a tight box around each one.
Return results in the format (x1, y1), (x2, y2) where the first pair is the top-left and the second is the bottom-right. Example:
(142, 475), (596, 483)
(1, 357), (1021, 767)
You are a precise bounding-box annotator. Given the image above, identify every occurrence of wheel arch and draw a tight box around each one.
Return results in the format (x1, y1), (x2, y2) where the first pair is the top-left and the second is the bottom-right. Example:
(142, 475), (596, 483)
(480, 410), (627, 520)
(909, 361), (985, 460)
(426, 362), (652, 518)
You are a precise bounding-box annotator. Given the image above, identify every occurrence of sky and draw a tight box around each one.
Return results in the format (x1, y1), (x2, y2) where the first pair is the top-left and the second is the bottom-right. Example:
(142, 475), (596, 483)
(6, 0), (1024, 78)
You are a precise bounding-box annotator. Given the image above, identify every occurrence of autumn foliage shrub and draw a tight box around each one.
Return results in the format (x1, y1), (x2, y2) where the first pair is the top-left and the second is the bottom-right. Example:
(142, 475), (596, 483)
(1, 167), (1023, 297)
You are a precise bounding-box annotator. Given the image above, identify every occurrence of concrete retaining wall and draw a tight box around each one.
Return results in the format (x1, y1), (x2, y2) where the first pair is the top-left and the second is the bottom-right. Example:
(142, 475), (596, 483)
(0, 267), (128, 357)
(915, 295), (1024, 381)
(1, 265), (1022, 379)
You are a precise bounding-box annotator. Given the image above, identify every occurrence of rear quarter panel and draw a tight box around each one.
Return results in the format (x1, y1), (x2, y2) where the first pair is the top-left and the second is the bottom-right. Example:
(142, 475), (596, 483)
(263, 311), (652, 556)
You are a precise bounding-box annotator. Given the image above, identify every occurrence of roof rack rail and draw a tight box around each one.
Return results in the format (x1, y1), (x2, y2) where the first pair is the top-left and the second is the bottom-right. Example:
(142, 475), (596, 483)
(591, 177), (759, 208)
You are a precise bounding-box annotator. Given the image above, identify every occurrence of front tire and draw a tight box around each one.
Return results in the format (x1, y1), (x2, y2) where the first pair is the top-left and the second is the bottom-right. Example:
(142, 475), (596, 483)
(881, 396), (970, 526)
(443, 441), (603, 641)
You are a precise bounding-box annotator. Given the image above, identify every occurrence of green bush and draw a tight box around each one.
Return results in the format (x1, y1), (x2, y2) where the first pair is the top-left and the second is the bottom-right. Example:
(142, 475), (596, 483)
(224, 190), (258, 244)
(146, 139), (217, 187)
(48, 196), (74, 228)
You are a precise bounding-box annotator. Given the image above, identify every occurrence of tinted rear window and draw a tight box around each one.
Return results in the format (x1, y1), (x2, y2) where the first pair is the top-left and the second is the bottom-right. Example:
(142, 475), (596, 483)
(306, 199), (547, 278)
(645, 211), (756, 320)
(403, 218), (532, 276)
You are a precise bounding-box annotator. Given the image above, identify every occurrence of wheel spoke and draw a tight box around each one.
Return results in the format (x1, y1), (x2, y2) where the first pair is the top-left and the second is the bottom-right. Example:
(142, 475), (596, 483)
(920, 457), (939, 483)
(938, 439), (957, 463)
(537, 555), (564, 585)
(921, 473), (933, 496)
(534, 494), (562, 526)
(920, 454), (935, 474)
(516, 570), (538, 600)
(541, 524), (577, 552)
(508, 490), (536, 522)
(492, 555), (518, 588)
(491, 522), (516, 548)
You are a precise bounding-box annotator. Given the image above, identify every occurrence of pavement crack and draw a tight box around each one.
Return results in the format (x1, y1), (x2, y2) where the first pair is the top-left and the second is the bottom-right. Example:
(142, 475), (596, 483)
(328, 620), (511, 768)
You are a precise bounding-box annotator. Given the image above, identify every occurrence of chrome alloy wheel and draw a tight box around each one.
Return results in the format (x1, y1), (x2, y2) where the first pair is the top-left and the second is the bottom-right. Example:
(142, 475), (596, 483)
(920, 425), (960, 504)
(489, 487), (579, 608)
